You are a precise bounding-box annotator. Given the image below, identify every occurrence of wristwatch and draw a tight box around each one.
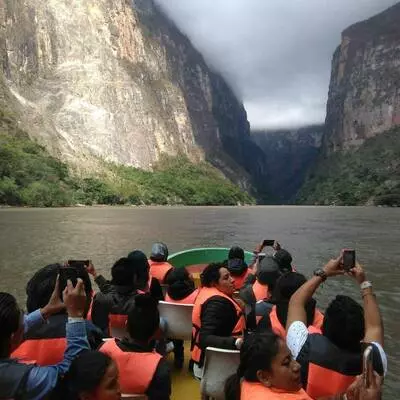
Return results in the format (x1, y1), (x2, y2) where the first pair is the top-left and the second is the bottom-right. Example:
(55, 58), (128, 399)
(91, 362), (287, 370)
(313, 268), (327, 281)
(360, 281), (372, 290)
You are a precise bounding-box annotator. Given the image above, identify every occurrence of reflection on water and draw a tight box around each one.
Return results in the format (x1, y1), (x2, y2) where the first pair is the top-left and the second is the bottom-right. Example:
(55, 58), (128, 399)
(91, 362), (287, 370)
(0, 206), (399, 397)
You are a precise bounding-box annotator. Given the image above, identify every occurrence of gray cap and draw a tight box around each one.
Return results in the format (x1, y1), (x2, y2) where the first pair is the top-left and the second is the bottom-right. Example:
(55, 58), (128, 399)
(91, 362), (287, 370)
(257, 256), (281, 285)
(150, 242), (169, 261)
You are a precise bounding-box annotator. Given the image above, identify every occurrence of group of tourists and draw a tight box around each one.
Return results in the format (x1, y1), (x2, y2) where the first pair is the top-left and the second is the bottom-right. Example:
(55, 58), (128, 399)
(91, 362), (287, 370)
(0, 240), (385, 400)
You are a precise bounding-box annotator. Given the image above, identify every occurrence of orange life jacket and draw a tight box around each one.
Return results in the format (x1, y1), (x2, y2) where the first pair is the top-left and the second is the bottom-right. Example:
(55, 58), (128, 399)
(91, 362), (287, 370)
(191, 287), (246, 365)
(269, 306), (323, 338)
(165, 289), (199, 304)
(100, 339), (162, 394)
(148, 260), (173, 283)
(298, 334), (365, 399)
(233, 269), (251, 290)
(241, 381), (312, 400)
(252, 280), (271, 302)
(109, 314), (128, 331)
(12, 338), (66, 365)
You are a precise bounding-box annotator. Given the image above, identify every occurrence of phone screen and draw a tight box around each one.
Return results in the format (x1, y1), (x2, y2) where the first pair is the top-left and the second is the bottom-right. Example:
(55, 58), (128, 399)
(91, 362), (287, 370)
(263, 239), (275, 247)
(67, 260), (90, 267)
(59, 267), (78, 293)
(342, 249), (356, 271)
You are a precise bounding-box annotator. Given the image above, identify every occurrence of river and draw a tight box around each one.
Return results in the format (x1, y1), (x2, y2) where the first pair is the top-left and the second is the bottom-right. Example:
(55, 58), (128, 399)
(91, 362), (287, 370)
(0, 206), (399, 398)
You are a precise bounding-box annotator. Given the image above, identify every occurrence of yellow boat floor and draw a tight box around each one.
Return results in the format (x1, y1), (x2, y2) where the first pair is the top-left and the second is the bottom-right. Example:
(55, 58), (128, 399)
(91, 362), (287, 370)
(168, 342), (200, 400)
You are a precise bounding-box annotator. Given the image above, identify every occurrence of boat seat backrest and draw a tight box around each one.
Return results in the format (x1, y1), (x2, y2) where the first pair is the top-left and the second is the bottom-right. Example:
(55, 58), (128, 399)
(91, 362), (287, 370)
(158, 301), (194, 341)
(200, 347), (240, 400)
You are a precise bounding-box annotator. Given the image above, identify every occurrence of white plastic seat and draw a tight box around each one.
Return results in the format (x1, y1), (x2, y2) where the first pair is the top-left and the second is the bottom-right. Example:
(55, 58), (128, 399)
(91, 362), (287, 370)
(158, 301), (194, 341)
(200, 347), (240, 400)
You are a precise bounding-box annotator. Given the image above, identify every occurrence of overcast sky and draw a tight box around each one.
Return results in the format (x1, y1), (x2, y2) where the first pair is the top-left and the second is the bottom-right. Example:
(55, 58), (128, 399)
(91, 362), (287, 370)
(155, 0), (398, 129)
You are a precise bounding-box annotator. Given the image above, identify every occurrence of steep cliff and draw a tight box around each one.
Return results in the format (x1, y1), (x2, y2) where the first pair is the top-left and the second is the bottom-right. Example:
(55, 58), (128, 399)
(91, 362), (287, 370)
(0, 0), (266, 195)
(323, 2), (400, 153)
(252, 126), (323, 203)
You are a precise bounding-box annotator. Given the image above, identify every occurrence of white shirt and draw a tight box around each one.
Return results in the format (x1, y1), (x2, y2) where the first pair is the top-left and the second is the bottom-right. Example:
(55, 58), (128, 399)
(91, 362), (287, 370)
(286, 321), (388, 375)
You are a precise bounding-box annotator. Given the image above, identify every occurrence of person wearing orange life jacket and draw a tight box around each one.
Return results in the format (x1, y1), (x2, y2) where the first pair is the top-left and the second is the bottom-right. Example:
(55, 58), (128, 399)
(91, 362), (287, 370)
(165, 267), (199, 370)
(227, 246), (252, 290)
(240, 256), (282, 308)
(99, 294), (171, 400)
(286, 256), (387, 399)
(12, 263), (103, 365)
(225, 331), (312, 400)
(191, 262), (246, 379)
(148, 242), (174, 284)
(91, 257), (142, 336)
(256, 272), (324, 338)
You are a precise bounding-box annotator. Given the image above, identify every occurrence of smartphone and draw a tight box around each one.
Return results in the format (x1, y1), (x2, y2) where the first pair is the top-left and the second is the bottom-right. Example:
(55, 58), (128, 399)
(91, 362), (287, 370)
(363, 345), (373, 388)
(67, 259), (90, 267)
(59, 267), (78, 292)
(342, 249), (356, 271)
(263, 239), (275, 247)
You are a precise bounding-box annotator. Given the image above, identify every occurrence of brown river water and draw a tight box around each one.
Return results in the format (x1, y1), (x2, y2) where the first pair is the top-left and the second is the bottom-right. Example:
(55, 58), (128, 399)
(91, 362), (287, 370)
(0, 206), (399, 398)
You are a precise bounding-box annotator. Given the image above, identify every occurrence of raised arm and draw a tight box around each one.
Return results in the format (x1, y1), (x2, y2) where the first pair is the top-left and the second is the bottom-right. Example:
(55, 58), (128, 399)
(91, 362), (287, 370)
(286, 257), (343, 331)
(349, 265), (384, 346)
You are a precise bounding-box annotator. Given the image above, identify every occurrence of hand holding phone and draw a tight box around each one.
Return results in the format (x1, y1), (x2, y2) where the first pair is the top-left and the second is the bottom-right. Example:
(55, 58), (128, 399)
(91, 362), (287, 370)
(59, 267), (79, 295)
(342, 249), (356, 271)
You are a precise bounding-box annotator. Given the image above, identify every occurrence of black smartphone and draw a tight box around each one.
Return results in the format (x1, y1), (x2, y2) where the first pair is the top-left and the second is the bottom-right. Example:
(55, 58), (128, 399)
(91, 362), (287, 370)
(59, 267), (78, 293)
(263, 239), (275, 247)
(67, 260), (90, 267)
(363, 345), (373, 388)
(342, 249), (356, 271)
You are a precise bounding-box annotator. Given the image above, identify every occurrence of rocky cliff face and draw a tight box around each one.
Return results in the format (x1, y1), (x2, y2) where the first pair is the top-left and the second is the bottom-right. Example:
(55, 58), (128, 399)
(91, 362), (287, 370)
(252, 126), (323, 203)
(323, 2), (400, 153)
(0, 0), (264, 191)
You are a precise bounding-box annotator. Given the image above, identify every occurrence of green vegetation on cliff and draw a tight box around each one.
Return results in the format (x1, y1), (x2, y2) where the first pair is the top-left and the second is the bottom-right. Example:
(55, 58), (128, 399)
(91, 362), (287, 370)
(0, 111), (253, 207)
(297, 127), (400, 206)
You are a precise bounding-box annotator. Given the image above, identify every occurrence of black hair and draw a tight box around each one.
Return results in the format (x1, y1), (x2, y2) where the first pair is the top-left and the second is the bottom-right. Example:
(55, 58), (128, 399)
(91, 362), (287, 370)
(126, 251), (150, 290)
(127, 294), (159, 342)
(323, 295), (364, 352)
(0, 293), (20, 349)
(225, 332), (281, 400)
(272, 272), (315, 328)
(26, 263), (92, 313)
(166, 267), (195, 301)
(52, 350), (113, 400)
(111, 257), (136, 287)
(200, 262), (227, 287)
(228, 246), (245, 260)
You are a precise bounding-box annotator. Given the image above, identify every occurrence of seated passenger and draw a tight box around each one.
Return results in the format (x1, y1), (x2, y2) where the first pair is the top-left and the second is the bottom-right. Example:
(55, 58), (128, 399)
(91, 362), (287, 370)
(0, 279), (89, 400)
(227, 246), (251, 290)
(128, 250), (164, 301)
(99, 294), (171, 400)
(225, 331), (312, 400)
(286, 257), (387, 399)
(148, 242), (173, 284)
(11, 263), (103, 365)
(239, 256), (281, 306)
(191, 262), (246, 379)
(255, 272), (324, 337)
(165, 267), (199, 369)
(91, 258), (140, 336)
(53, 350), (120, 400)
(273, 248), (295, 274)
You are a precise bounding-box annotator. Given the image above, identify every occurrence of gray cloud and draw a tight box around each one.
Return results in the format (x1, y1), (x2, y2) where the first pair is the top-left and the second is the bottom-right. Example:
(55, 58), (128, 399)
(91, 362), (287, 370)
(155, 0), (399, 129)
